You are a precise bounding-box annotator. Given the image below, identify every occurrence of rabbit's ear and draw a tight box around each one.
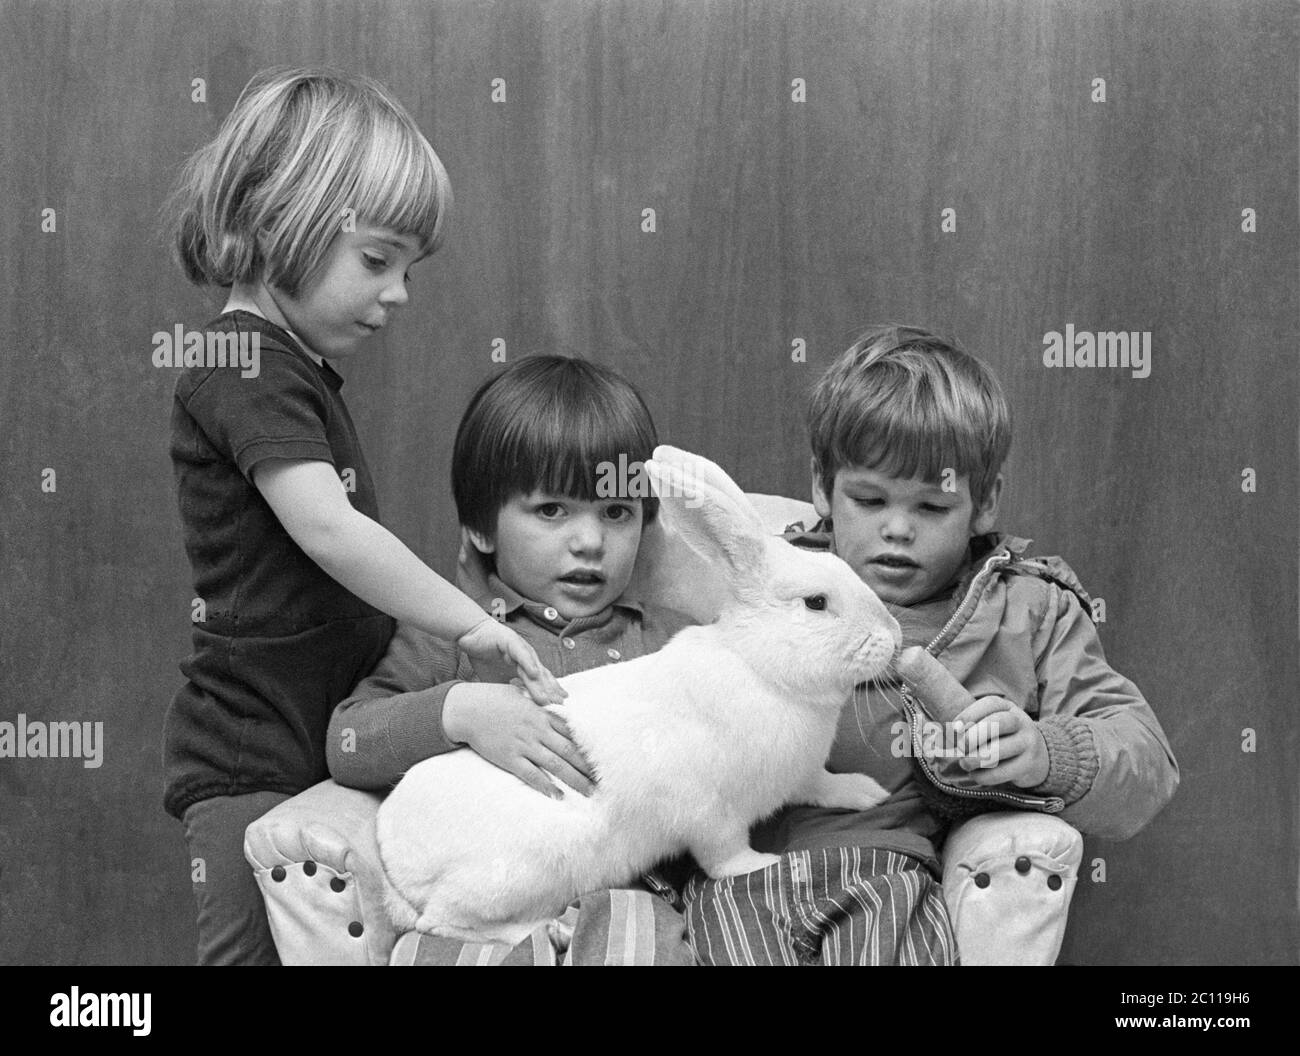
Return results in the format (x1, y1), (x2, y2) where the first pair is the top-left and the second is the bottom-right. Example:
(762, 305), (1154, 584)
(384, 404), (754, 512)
(621, 507), (734, 621)
(651, 445), (764, 527)
(646, 446), (767, 588)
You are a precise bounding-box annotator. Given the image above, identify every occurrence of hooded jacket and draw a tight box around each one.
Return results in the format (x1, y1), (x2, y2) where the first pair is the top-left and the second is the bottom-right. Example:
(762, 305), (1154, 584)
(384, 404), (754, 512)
(758, 524), (1180, 862)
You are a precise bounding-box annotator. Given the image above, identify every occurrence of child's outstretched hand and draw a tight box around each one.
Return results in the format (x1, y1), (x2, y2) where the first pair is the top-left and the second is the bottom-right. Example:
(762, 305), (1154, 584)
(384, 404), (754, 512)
(950, 696), (1050, 788)
(456, 618), (567, 707)
(442, 681), (593, 799)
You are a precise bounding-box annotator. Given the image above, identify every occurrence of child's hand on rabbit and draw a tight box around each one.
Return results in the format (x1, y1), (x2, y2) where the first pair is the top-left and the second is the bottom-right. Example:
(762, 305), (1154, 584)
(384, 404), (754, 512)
(456, 617), (568, 707)
(947, 695), (1050, 788)
(442, 681), (594, 798)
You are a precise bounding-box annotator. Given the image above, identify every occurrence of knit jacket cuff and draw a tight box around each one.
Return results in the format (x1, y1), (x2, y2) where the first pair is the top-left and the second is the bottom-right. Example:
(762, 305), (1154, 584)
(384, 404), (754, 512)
(331, 681), (464, 790)
(410, 680), (462, 752)
(1030, 716), (1098, 804)
(431, 680), (466, 746)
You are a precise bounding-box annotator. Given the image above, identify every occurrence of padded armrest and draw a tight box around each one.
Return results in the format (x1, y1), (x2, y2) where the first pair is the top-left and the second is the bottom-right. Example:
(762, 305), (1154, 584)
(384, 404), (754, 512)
(941, 812), (1084, 966)
(244, 779), (394, 966)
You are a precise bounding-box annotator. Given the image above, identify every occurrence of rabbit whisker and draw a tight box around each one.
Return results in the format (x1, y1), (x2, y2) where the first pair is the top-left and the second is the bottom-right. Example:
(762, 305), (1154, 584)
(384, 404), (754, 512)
(848, 677), (908, 760)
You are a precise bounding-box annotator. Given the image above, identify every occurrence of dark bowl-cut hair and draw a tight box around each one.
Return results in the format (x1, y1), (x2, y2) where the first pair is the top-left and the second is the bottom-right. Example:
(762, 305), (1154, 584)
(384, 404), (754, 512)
(452, 355), (660, 538)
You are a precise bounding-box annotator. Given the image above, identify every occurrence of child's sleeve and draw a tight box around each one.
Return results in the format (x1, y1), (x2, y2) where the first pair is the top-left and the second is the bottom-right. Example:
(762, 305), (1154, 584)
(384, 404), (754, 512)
(1028, 583), (1180, 839)
(326, 623), (473, 791)
(181, 348), (335, 479)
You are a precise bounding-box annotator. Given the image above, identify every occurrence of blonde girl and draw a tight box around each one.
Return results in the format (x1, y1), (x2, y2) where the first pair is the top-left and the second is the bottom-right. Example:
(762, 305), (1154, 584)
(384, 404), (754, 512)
(163, 68), (563, 964)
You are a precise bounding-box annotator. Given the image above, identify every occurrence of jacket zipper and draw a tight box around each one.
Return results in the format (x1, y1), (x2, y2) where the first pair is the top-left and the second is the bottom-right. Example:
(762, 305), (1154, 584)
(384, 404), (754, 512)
(905, 549), (1065, 813)
(925, 550), (1009, 655)
(903, 688), (1063, 812)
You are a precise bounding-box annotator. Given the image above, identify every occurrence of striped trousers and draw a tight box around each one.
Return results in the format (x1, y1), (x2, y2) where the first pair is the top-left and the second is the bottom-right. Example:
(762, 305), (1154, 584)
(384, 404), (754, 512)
(683, 847), (958, 965)
(389, 885), (695, 966)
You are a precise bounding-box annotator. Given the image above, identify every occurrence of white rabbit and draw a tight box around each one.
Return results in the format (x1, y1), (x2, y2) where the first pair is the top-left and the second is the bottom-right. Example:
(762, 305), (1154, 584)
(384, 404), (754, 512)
(375, 445), (901, 945)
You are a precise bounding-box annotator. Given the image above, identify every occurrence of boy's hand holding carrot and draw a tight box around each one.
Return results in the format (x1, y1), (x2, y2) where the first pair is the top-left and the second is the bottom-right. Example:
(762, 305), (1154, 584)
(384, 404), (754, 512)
(896, 645), (1049, 788)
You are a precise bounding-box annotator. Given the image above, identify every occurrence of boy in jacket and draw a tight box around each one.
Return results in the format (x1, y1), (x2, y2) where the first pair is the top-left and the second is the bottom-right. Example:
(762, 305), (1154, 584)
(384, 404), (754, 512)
(683, 324), (1179, 965)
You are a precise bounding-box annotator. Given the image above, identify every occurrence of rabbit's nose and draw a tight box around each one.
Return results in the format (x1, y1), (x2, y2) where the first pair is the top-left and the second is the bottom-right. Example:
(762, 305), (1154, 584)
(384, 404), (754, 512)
(864, 594), (903, 651)
(888, 614), (903, 652)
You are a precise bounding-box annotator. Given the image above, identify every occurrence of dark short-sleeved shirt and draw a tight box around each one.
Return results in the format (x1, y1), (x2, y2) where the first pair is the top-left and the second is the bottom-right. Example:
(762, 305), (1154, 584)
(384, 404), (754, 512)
(163, 311), (395, 819)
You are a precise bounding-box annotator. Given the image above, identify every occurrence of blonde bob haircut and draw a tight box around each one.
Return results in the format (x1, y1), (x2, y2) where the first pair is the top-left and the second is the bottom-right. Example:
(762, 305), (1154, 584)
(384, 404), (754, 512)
(808, 324), (1011, 509)
(167, 67), (452, 296)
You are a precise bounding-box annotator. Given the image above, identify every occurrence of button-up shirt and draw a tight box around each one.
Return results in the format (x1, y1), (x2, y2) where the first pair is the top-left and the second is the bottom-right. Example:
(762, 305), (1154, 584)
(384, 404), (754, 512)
(327, 570), (694, 791)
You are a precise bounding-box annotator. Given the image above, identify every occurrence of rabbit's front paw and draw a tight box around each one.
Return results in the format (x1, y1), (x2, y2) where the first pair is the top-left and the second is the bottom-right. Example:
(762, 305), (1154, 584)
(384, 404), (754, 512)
(797, 770), (890, 811)
(710, 850), (781, 878)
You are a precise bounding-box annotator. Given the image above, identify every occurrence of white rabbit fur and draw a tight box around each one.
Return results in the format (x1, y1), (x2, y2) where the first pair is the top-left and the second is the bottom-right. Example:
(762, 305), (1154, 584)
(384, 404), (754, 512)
(375, 445), (901, 945)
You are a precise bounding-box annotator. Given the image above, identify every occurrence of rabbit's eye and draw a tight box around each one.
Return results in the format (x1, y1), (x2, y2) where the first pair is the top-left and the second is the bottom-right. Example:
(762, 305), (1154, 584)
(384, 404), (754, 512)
(803, 594), (828, 611)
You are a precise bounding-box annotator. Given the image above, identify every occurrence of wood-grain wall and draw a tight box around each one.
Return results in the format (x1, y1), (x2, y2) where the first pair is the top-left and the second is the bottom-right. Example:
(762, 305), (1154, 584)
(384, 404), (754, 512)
(0, 0), (1295, 964)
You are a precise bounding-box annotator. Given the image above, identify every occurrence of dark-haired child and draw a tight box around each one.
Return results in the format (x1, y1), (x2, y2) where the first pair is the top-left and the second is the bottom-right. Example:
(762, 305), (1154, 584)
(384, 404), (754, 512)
(328, 355), (697, 965)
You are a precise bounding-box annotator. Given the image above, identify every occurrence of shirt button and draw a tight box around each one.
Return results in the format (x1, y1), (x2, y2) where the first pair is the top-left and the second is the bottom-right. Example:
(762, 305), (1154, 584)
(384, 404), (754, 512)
(543, 607), (559, 621)
(606, 648), (621, 661)
(562, 637), (575, 649)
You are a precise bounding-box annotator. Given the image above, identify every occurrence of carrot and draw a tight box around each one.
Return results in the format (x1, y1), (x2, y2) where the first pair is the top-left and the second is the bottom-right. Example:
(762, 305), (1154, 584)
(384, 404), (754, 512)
(894, 646), (974, 723)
